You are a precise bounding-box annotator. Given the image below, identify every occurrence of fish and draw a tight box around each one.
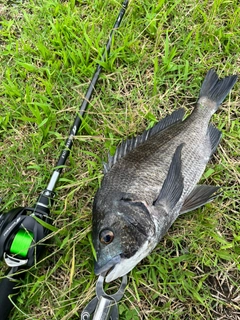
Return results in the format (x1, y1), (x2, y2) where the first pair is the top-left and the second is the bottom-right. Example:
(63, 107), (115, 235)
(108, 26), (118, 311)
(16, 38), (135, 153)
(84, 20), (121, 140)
(92, 69), (238, 283)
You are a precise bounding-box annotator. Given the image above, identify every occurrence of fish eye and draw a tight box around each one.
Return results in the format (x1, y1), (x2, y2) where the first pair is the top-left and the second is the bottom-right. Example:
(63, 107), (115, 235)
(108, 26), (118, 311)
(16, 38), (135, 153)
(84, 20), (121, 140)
(99, 229), (114, 245)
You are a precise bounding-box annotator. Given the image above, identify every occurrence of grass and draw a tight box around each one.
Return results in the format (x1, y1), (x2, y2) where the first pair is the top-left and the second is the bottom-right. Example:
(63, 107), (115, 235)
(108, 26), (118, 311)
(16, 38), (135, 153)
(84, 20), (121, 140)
(0, 0), (239, 319)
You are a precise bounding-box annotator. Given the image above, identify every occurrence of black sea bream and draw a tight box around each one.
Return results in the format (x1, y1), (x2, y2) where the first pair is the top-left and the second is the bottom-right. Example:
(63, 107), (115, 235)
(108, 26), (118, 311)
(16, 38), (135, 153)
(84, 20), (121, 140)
(92, 69), (238, 282)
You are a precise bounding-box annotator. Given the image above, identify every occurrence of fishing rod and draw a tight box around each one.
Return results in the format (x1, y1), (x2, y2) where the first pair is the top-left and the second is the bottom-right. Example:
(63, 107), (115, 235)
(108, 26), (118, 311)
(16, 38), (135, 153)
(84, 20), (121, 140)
(0, 1), (129, 318)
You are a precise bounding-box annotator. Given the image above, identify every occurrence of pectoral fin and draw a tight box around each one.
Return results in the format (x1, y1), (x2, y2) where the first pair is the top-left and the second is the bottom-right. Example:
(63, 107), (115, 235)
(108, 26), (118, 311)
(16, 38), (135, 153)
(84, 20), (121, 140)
(153, 143), (184, 211)
(180, 185), (220, 214)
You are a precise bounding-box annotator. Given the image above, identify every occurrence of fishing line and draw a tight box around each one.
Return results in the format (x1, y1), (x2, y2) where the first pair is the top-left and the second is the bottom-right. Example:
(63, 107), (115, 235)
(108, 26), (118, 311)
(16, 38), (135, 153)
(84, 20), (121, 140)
(10, 230), (33, 258)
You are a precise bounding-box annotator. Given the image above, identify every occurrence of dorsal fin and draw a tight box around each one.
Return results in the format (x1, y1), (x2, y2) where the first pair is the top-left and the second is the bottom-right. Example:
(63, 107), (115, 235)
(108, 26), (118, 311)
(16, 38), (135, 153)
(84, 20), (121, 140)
(103, 108), (185, 173)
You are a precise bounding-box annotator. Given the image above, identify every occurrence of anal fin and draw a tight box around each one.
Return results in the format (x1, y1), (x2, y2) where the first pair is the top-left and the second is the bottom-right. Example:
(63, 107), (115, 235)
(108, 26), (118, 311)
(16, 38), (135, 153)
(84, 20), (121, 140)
(208, 124), (222, 156)
(180, 185), (221, 214)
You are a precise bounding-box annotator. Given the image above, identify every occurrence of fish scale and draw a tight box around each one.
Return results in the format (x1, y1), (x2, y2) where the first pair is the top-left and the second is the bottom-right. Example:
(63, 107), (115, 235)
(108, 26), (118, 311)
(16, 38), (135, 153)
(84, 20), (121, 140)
(92, 69), (238, 283)
(105, 119), (208, 204)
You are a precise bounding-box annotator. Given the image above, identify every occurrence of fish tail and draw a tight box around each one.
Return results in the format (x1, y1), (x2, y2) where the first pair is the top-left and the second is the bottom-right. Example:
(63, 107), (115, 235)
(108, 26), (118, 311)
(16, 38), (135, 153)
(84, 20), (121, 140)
(198, 69), (237, 113)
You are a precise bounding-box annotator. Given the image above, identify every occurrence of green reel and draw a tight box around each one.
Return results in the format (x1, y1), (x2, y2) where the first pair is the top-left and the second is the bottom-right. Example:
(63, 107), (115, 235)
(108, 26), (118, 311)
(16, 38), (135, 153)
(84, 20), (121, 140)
(10, 229), (34, 258)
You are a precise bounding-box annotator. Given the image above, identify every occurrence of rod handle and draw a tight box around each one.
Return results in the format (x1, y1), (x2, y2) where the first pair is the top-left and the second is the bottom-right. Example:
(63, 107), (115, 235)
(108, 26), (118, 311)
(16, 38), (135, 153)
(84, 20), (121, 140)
(0, 270), (21, 320)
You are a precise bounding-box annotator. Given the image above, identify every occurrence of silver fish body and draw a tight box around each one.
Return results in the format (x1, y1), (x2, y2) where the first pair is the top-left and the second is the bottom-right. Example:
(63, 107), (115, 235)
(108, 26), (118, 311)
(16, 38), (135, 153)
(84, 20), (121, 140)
(92, 69), (238, 283)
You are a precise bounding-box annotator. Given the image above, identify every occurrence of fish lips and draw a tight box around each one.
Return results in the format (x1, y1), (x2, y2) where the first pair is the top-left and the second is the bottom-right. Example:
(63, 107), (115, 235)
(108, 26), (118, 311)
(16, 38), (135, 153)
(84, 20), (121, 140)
(94, 254), (121, 278)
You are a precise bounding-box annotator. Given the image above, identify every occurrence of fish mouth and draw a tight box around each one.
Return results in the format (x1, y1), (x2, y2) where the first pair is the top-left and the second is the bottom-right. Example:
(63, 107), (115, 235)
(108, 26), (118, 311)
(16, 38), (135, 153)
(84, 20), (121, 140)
(94, 254), (131, 283)
(94, 254), (121, 277)
(104, 259), (131, 283)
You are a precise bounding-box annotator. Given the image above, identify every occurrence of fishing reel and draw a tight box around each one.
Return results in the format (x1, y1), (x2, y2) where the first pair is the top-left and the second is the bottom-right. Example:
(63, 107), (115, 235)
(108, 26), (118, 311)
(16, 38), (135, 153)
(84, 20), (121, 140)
(0, 192), (52, 270)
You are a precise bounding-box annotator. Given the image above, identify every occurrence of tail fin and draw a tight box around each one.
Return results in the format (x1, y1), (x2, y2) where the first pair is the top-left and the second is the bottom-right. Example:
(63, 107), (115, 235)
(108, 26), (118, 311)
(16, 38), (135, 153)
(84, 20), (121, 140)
(198, 69), (237, 110)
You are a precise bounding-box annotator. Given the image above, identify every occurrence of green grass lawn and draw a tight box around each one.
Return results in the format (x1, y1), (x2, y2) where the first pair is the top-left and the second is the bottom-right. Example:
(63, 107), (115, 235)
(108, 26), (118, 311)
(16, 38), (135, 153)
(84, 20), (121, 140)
(0, 0), (239, 319)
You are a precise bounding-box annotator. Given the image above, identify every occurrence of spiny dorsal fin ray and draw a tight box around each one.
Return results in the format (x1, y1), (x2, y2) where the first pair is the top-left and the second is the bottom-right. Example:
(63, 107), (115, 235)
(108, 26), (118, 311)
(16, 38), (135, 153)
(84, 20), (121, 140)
(104, 108), (185, 173)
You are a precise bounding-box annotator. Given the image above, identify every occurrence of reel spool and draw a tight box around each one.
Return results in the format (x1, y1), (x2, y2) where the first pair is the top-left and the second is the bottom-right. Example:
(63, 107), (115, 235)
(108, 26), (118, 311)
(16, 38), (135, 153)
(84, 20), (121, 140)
(0, 207), (49, 269)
